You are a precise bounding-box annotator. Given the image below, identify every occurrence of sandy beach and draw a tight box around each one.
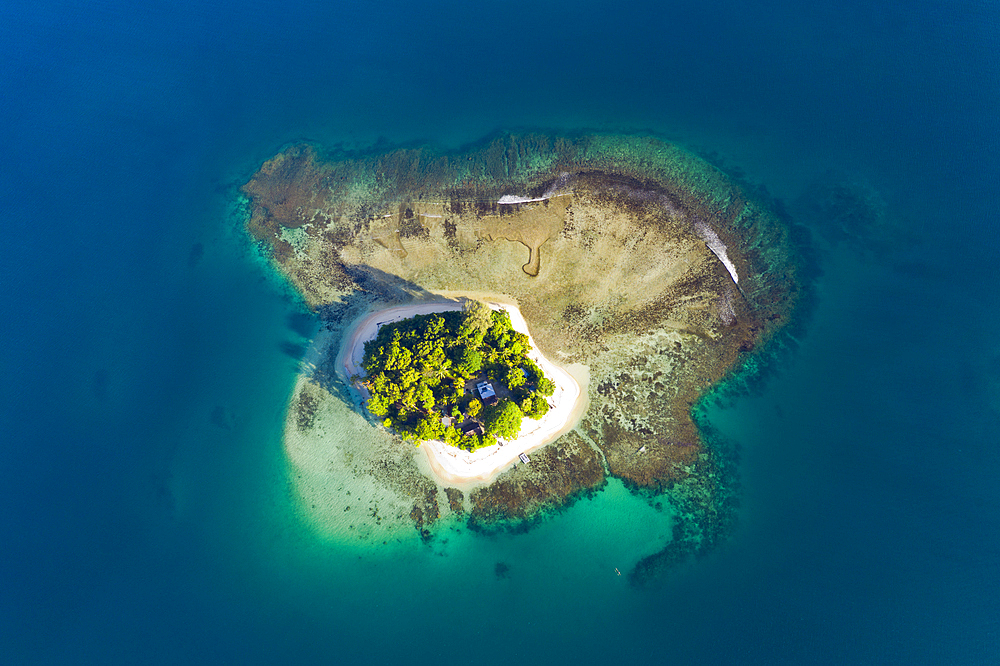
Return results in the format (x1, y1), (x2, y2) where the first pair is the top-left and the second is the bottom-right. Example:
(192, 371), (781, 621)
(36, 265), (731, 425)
(336, 296), (586, 485)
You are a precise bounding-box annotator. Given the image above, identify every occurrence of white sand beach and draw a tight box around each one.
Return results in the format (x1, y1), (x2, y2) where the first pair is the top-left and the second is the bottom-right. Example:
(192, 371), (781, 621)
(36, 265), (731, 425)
(336, 296), (586, 485)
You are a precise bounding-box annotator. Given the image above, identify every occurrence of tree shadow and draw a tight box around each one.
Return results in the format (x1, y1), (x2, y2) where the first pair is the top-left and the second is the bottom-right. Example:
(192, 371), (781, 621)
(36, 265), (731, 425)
(279, 341), (308, 360)
(304, 266), (467, 414)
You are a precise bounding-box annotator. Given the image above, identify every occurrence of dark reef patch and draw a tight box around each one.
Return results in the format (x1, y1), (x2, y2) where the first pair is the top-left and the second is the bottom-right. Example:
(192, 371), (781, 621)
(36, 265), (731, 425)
(467, 432), (607, 534)
(445, 487), (465, 515)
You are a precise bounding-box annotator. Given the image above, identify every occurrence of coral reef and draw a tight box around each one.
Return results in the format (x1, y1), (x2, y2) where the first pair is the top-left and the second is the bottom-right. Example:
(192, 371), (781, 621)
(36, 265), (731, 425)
(246, 132), (802, 579)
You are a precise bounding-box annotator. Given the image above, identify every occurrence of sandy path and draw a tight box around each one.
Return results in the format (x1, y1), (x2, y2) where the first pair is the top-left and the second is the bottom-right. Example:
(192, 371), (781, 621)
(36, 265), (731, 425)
(335, 296), (586, 485)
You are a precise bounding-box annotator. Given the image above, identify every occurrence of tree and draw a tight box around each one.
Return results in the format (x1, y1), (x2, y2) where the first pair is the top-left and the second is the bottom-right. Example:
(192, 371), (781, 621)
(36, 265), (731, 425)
(413, 415), (444, 442)
(360, 306), (554, 448)
(460, 300), (493, 341)
(415, 383), (435, 412)
(442, 425), (461, 446)
(367, 393), (391, 417)
(523, 358), (542, 381)
(482, 399), (523, 439)
(455, 345), (482, 377)
(467, 398), (482, 418)
(522, 394), (549, 420)
(537, 377), (555, 396)
(459, 433), (481, 452)
(425, 314), (446, 338)
(505, 366), (526, 389)
(448, 379), (464, 403)
(520, 396), (533, 414)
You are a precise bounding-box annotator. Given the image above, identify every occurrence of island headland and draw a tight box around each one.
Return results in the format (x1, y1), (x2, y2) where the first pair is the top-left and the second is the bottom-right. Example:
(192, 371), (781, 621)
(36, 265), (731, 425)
(242, 132), (802, 579)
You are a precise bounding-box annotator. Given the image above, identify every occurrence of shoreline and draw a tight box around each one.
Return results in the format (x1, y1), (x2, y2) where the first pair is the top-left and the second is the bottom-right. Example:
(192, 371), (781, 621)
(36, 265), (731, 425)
(335, 295), (587, 486)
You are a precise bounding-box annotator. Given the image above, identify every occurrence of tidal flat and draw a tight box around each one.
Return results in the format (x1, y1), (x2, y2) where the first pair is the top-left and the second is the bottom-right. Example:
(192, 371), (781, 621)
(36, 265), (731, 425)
(242, 132), (803, 580)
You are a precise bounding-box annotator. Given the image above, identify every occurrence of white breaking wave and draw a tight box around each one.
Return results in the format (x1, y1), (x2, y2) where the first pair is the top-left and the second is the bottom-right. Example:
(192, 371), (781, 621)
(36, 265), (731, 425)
(498, 194), (550, 204)
(498, 172), (571, 205)
(694, 220), (739, 284)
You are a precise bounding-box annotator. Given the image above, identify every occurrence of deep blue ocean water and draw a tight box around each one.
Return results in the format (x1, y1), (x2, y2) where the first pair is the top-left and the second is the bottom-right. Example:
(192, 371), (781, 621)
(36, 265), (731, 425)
(2, 0), (998, 663)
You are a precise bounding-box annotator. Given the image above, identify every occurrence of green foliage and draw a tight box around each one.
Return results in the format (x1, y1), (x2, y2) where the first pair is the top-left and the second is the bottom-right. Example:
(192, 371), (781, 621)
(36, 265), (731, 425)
(467, 398), (482, 418)
(458, 433), (498, 452)
(413, 415), (444, 442)
(484, 310), (513, 349)
(455, 345), (482, 377)
(442, 425), (461, 446)
(537, 377), (556, 397)
(522, 358), (542, 381)
(461, 300), (494, 340)
(521, 394), (550, 420)
(361, 306), (554, 445)
(367, 393), (391, 417)
(505, 366), (526, 390)
(482, 399), (523, 439)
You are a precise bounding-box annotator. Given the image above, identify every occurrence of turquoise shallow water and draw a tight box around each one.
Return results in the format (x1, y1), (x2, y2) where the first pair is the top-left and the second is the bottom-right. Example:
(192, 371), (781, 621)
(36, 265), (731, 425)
(2, 0), (999, 663)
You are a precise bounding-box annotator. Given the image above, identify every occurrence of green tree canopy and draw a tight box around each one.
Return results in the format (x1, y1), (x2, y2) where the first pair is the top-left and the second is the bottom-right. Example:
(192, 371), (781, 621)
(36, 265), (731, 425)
(505, 366), (526, 389)
(455, 345), (482, 376)
(413, 415), (445, 442)
(521, 394), (550, 420)
(460, 300), (493, 341)
(466, 398), (482, 418)
(361, 306), (553, 446)
(482, 399), (523, 439)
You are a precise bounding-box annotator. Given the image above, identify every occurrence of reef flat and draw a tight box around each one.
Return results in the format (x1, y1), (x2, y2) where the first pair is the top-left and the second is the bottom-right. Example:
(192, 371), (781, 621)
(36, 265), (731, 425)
(243, 132), (802, 574)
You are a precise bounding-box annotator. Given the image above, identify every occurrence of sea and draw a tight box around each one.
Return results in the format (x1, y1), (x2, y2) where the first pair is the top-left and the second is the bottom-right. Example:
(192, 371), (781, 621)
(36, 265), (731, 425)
(2, 0), (998, 663)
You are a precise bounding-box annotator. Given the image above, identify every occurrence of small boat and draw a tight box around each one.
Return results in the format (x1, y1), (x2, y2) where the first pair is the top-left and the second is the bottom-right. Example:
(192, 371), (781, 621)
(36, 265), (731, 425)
(519, 452), (530, 464)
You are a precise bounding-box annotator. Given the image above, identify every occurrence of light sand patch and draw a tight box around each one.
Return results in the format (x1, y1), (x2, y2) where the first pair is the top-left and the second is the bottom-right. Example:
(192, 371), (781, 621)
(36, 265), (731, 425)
(283, 373), (425, 544)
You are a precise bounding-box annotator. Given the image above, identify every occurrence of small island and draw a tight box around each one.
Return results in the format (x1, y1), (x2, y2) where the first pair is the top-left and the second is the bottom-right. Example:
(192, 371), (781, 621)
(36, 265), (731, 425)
(360, 300), (554, 449)
(250, 131), (803, 578)
(340, 297), (584, 483)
